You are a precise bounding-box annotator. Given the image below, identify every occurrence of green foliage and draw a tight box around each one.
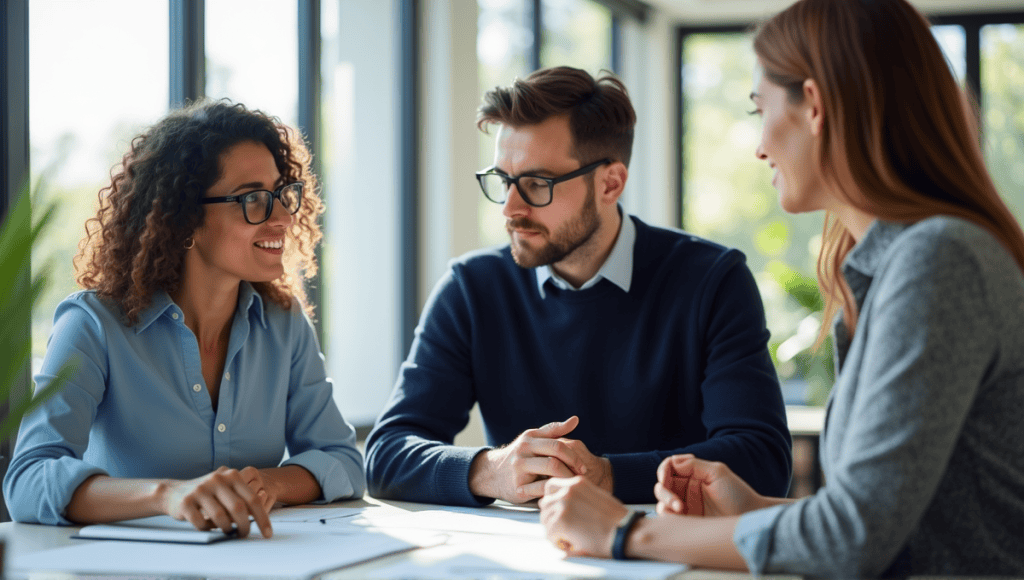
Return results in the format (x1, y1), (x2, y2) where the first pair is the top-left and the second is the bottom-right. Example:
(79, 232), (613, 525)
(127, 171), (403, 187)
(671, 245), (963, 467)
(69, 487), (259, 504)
(766, 260), (834, 406)
(682, 32), (833, 404)
(0, 182), (77, 443)
(983, 24), (1024, 221)
(766, 261), (823, 312)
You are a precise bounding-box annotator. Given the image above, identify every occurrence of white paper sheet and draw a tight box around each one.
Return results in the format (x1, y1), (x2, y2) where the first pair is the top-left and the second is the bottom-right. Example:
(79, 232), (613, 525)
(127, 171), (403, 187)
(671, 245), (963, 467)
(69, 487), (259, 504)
(349, 536), (688, 580)
(14, 528), (445, 579)
(269, 504), (369, 523)
(349, 507), (545, 538)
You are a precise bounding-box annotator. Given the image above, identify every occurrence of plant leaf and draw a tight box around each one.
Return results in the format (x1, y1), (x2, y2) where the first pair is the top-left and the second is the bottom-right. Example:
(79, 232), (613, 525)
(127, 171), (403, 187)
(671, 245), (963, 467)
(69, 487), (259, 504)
(0, 359), (80, 442)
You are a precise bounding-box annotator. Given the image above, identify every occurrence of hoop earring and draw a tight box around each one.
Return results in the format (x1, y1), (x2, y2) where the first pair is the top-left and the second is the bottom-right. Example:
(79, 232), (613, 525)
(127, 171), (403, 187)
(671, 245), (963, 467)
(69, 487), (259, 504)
(184, 237), (195, 250)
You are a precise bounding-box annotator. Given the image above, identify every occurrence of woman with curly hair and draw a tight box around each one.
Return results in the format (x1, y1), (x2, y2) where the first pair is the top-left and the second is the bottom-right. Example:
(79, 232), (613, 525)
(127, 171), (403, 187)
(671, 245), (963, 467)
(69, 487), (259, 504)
(537, 0), (1024, 577)
(3, 100), (365, 538)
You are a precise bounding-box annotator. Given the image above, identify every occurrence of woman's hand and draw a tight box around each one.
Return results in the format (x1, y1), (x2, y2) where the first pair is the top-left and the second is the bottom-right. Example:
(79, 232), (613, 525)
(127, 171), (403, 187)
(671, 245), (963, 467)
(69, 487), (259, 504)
(538, 476), (628, 558)
(240, 466), (277, 514)
(655, 454), (763, 517)
(160, 466), (274, 538)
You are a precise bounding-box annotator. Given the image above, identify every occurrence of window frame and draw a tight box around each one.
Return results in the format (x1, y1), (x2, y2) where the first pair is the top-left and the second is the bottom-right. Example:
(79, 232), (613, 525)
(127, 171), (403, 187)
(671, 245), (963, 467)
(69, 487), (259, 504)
(1, 0), (30, 524)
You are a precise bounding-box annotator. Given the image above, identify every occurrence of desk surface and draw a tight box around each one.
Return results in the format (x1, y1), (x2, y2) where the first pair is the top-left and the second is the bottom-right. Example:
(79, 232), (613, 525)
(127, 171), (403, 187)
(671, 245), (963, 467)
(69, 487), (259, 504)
(0, 498), (800, 580)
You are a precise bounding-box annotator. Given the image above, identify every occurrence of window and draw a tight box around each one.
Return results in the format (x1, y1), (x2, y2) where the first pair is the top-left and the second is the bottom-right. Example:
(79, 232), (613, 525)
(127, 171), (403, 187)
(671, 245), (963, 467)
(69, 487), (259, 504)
(205, 0), (299, 125)
(477, 0), (532, 247)
(983, 23), (1024, 219)
(29, 0), (169, 373)
(540, 0), (613, 72)
(678, 13), (1024, 407)
(680, 31), (828, 406)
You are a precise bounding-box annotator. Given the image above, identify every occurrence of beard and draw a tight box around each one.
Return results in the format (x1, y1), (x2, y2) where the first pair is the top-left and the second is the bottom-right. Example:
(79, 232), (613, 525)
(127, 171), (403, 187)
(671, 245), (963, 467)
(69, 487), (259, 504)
(506, 186), (601, 269)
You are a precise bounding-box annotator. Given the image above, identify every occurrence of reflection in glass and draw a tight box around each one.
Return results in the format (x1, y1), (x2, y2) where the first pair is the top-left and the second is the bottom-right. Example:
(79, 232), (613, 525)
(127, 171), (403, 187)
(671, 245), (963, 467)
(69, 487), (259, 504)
(982, 24), (1024, 220)
(206, 0), (298, 126)
(29, 0), (169, 368)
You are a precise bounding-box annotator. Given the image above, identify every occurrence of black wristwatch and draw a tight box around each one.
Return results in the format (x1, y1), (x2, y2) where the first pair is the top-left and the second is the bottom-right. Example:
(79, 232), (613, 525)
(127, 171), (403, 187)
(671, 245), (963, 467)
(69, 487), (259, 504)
(611, 509), (645, 560)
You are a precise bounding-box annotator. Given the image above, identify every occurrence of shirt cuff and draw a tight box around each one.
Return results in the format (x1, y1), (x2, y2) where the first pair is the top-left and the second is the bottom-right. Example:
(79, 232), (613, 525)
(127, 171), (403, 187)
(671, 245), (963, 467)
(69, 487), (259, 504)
(734, 504), (787, 574)
(282, 450), (362, 503)
(37, 459), (107, 525)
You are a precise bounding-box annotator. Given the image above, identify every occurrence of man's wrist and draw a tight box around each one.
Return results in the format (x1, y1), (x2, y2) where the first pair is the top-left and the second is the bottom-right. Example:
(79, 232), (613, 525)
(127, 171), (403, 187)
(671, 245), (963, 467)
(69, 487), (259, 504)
(468, 448), (496, 499)
(599, 456), (615, 493)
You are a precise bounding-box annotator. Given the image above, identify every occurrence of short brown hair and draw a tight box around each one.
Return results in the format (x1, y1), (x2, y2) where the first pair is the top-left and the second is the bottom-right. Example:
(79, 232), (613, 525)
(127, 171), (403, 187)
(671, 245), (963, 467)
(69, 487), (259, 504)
(477, 66), (636, 168)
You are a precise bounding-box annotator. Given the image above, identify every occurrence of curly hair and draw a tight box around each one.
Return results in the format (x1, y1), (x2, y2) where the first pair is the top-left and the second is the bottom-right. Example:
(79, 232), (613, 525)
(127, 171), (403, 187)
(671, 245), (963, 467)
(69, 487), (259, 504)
(75, 100), (324, 325)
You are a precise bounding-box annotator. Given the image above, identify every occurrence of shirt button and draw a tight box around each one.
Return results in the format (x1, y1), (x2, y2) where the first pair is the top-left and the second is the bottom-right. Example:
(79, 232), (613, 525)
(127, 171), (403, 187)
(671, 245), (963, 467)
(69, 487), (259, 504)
(171, 312), (179, 320)
(224, 372), (231, 380)
(217, 423), (227, 433)
(192, 384), (201, 392)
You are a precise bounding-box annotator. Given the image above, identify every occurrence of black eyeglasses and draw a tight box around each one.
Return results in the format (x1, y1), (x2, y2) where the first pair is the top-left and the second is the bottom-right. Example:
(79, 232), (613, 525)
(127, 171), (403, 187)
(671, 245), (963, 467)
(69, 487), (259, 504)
(475, 158), (611, 207)
(200, 182), (303, 225)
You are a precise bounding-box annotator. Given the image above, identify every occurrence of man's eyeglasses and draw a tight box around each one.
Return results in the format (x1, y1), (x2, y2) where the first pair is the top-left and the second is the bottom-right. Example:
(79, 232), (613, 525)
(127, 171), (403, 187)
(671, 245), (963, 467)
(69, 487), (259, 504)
(475, 158), (611, 207)
(200, 182), (303, 225)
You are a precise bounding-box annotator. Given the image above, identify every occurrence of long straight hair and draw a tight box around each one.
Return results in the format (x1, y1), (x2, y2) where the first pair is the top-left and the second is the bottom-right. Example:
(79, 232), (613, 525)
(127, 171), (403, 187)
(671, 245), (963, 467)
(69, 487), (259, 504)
(753, 0), (1024, 344)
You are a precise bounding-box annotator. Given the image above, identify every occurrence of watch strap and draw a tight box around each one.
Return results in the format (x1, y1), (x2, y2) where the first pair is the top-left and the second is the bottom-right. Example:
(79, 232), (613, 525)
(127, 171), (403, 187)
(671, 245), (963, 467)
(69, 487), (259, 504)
(611, 509), (645, 560)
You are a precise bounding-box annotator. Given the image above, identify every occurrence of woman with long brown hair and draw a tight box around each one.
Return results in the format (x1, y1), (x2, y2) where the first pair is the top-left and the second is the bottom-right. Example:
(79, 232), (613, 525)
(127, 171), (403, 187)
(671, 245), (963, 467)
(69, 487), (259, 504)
(3, 101), (365, 538)
(537, 0), (1024, 576)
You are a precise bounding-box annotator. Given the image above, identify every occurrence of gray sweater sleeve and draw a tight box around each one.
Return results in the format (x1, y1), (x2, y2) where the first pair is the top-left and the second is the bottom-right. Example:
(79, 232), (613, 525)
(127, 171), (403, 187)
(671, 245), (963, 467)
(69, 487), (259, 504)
(734, 222), (998, 578)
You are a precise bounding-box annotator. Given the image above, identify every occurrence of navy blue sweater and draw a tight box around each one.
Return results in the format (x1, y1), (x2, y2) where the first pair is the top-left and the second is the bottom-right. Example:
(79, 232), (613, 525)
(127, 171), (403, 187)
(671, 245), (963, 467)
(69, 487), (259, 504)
(366, 216), (792, 505)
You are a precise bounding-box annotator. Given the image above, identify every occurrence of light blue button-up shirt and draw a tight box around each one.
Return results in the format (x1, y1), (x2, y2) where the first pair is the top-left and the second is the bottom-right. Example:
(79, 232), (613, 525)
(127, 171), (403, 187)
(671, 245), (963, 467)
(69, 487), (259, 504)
(3, 282), (365, 525)
(535, 207), (636, 298)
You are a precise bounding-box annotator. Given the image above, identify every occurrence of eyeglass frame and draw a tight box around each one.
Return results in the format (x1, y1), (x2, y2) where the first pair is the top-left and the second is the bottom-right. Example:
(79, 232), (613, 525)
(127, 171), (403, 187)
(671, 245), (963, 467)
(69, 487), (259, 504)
(199, 181), (304, 225)
(475, 158), (612, 207)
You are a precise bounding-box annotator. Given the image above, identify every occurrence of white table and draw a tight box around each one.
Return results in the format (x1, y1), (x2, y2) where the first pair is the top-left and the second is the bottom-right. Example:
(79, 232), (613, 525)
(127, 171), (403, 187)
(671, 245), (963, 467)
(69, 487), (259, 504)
(0, 497), (799, 580)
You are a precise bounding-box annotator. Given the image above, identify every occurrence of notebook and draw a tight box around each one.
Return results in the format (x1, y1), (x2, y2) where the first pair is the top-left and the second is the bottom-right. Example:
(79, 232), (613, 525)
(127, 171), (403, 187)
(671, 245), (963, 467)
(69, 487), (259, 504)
(72, 515), (241, 544)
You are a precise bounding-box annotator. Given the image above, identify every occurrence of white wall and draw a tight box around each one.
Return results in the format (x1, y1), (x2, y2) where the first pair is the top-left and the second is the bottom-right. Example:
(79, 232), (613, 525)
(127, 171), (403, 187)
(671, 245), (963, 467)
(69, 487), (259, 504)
(322, 0), (402, 427)
(419, 0), (482, 308)
(618, 10), (679, 230)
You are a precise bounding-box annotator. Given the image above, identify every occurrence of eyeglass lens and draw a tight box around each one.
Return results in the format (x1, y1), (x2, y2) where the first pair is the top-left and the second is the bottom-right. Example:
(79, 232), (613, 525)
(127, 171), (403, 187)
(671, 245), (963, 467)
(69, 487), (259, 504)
(479, 174), (551, 206)
(242, 183), (302, 224)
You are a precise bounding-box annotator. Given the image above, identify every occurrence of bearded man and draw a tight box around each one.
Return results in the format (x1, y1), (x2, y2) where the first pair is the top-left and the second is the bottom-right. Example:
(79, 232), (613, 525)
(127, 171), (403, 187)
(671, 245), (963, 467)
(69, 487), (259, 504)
(365, 66), (792, 506)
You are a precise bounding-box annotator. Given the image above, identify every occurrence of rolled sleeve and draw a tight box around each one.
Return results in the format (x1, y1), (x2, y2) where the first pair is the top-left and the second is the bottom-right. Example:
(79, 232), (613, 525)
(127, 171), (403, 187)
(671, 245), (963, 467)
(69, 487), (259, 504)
(3, 299), (108, 524)
(285, 307), (366, 501)
(734, 504), (787, 574)
(282, 449), (361, 503)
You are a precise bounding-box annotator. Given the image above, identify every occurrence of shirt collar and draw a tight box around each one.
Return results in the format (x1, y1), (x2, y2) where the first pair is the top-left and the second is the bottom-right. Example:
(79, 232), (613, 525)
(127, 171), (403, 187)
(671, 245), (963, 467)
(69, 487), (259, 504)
(134, 281), (267, 333)
(842, 219), (908, 278)
(535, 207), (635, 299)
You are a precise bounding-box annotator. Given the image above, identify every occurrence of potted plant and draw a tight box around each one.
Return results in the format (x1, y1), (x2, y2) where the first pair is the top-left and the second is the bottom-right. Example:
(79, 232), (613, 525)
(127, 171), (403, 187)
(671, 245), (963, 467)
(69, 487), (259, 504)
(0, 185), (76, 575)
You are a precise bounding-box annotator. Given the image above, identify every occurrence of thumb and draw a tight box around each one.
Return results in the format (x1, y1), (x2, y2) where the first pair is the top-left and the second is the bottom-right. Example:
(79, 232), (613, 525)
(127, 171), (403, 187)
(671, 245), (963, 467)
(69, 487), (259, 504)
(536, 415), (580, 438)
